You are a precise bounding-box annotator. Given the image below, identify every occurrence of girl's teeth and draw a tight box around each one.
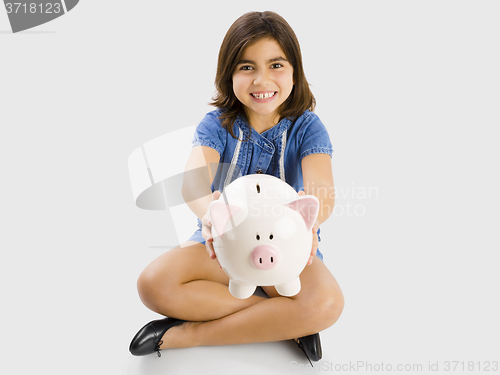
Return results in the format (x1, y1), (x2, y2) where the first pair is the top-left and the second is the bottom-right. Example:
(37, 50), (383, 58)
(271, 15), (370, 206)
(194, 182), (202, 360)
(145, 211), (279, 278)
(253, 92), (275, 99)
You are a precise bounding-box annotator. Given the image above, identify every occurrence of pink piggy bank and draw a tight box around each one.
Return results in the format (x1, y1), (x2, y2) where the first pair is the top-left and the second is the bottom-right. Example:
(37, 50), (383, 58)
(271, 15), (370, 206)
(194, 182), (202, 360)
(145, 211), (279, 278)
(208, 174), (319, 299)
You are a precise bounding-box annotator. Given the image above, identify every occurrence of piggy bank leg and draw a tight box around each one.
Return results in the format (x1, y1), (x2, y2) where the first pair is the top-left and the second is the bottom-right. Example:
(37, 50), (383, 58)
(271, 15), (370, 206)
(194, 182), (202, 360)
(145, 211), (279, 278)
(229, 279), (256, 299)
(275, 277), (301, 297)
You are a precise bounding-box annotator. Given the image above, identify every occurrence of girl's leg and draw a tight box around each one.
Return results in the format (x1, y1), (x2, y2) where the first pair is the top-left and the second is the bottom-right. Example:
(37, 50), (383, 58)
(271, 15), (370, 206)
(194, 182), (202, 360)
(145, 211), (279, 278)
(137, 243), (344, 349)
(137, 241), (268, 322)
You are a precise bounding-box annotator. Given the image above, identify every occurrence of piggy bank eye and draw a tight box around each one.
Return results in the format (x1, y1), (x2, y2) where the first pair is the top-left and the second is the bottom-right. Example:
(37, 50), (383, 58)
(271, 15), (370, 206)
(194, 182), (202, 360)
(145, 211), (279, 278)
(256, 234), (260, 240)
(269, 234), (274, 240)
(256, 184), (261, 193)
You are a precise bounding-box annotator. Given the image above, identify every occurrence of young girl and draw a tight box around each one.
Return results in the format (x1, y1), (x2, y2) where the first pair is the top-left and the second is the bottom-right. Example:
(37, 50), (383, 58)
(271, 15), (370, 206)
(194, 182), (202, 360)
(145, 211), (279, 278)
(129, 11), (344, 362)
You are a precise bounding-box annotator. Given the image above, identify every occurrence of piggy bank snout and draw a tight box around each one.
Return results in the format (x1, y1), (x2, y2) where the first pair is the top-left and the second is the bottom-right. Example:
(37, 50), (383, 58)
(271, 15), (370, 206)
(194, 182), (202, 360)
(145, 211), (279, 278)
(251, 245), (281, 270)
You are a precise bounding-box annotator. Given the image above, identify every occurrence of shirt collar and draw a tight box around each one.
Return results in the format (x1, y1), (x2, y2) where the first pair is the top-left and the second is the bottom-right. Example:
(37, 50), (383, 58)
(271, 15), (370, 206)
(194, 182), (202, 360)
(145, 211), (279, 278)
(235, 114), (292, 143)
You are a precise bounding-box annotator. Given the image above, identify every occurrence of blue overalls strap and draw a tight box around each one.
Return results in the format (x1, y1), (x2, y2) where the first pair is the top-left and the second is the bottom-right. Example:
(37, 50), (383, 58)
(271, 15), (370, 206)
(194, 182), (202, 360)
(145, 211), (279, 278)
(224, 125), (244, 188)
(279, 130), (287, 182)
(224, 125), (288, 188)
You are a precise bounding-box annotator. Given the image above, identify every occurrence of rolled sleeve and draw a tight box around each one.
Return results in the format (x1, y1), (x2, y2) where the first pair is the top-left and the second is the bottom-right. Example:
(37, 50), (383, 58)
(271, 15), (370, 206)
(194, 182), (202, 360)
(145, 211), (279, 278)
(191, 110), (226, 156)
(298, 113), (333, 160)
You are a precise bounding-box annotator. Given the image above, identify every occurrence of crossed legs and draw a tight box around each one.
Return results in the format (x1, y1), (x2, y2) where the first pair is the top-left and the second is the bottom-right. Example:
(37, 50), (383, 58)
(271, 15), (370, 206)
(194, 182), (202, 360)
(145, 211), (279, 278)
(137, 241), (344, 349)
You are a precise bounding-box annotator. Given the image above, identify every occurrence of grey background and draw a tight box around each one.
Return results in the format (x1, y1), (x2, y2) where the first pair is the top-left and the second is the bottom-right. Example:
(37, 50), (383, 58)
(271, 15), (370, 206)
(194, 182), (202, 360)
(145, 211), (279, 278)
(1, 1), (499, 374)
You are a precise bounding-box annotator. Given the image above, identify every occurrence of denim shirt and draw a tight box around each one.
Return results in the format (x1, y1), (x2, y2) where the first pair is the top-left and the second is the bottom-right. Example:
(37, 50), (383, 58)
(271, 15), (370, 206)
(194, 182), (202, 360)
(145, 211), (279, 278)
(192, 109), (333, 193)
(190, 109), (333, 258)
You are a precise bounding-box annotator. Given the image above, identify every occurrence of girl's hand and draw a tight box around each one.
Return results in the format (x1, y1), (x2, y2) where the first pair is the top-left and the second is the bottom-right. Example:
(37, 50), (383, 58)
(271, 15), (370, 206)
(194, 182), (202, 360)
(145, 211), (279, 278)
(307, 219), (320, 265)
(298, 191), (319, 266)
(201, 191), (222, 266)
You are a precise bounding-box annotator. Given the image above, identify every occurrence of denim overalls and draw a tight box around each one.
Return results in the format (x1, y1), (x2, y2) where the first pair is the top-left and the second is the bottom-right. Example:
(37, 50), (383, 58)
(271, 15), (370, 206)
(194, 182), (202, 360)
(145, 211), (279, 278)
(188, 109), (333, 261)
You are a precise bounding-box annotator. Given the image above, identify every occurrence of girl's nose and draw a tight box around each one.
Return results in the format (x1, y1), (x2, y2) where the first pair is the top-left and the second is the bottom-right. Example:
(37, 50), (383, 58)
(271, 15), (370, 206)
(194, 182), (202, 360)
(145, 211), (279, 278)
(253, 70), (270, 86)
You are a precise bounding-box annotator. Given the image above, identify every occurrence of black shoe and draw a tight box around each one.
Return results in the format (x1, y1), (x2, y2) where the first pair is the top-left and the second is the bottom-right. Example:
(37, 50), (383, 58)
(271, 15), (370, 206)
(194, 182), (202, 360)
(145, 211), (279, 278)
(295, 333), (322, 364)
(129, 317), (185, 357)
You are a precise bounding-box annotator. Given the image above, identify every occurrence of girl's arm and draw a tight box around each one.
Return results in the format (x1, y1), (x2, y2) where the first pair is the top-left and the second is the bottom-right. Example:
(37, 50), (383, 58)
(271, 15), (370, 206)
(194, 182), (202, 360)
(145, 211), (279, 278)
(182, 145), (221, 261)
(301, 153), (335, 224)
(182, 145), (220, 220)
(301, 153), (335, 264)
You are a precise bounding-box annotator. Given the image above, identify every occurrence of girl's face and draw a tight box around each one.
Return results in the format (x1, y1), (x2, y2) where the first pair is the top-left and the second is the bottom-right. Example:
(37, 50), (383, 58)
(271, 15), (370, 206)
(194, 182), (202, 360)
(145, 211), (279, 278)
(232, 37), (294, 129)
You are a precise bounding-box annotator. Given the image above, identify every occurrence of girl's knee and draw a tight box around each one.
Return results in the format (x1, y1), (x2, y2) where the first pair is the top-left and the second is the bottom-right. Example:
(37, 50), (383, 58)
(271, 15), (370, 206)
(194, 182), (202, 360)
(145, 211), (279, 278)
(319, 287), (344, 329)
(137, 266), (163, 310)
(136, 244), (213, 312)
(137, 254), (181, 309)
(324, 288), (345, 327)
(298, 286), (344, 332)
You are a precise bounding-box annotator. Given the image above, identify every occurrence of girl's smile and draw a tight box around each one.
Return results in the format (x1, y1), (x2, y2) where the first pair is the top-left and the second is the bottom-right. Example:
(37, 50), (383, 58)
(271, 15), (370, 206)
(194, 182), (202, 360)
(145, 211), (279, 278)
(232, 37), (294, 132)
(250, 90), (278, 101)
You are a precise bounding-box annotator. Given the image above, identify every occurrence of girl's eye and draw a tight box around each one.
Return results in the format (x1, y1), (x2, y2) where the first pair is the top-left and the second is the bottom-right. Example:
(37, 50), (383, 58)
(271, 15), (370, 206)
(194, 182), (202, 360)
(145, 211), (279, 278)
(240, 65), (254, 70)
(271, 63), (283, 69)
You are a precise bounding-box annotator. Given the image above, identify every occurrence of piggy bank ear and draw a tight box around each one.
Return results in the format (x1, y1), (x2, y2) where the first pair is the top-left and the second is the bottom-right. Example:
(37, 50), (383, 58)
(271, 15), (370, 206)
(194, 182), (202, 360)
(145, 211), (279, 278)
(209, 202), (242, 238)
(285, 196), (320, 231)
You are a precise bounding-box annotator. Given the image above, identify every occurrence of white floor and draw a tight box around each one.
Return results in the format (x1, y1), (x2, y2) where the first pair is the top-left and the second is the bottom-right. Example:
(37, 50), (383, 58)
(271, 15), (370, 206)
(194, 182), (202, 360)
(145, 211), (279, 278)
(2, 1), (500, 374)
(116, 248), (347, 375)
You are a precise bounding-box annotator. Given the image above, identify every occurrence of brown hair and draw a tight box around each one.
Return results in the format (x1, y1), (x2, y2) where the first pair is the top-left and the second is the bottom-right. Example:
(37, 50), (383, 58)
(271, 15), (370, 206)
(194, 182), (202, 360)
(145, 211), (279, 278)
(211, 11), (316, 138)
